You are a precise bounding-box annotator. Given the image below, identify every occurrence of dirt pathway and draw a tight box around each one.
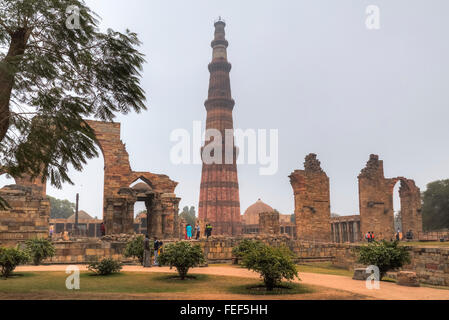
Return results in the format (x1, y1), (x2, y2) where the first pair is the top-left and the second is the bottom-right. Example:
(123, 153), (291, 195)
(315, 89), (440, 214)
(14, 264), (449, 300)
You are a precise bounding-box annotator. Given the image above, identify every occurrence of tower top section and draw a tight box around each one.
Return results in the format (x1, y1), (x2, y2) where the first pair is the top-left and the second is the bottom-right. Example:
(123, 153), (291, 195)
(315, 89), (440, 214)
(211, 17), (229, 60)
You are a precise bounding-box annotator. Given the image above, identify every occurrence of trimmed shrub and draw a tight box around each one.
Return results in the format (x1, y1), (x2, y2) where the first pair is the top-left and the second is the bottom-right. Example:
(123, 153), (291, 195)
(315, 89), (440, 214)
(0, 246), (30, 279)
(88, 258), (123, 276)
(25, 238), (55, 265)
(158, 241), (205, 280)
(124, 235), (146, 264)
(232, 239), (264, 258)
(241, 243), (299, 291)
(355, 240), (411, 279)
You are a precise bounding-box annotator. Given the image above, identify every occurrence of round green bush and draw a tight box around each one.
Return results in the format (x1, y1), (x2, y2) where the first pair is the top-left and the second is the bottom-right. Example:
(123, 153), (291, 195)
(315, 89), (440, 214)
(25, 238), (55, 265)
(88, 258), (123, 276)
(0, 246), (30, 279)
(158, 241), (205, 280)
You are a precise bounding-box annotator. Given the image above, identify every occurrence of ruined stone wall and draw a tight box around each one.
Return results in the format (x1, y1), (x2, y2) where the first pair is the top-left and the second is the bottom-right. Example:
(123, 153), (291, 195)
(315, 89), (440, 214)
(0, 185), (50, 246)
(85, 120), (179, 237)
(358, 155), (422, 240)
(48, 240), (128, 264)
(290, 154), (331, 242)
(259, 211), (280, 235)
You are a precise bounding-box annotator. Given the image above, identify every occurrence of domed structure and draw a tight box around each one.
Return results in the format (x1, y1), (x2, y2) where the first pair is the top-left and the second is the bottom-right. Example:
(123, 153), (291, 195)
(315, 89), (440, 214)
(242, 199), (274, 225)
(132, 182), (152, 194)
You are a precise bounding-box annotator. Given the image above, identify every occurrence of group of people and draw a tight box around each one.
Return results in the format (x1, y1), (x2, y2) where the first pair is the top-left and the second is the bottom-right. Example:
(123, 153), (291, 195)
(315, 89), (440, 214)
(364, 231), (376, 242)
(185, 224), (201, 240)
(365, 229), (415, 243)
(396, 229), (414, 241)
(184, 223), (213, 240)
(143, 234), (163, 267)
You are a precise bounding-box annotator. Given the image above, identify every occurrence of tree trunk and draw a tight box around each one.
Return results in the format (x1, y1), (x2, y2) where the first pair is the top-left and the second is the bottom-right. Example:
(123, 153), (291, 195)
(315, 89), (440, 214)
(0, 28), (31, 142)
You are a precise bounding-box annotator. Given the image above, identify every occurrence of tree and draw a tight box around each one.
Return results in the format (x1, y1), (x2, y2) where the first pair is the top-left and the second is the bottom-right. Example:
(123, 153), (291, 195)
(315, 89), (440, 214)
(0, 245), (30, 278)
(158, 241), (205, 280)
(25, 238), (55, 265)
(232, 239), (264, 259)
(47, 195), (75, 219)
(0, 0), (146, 191)
(123, 235), (145, 264)
(355, 240), (411, 280)
(240, 243), (299, 291)
(179, 206), (196, 226)
(422, 179), (449, 231)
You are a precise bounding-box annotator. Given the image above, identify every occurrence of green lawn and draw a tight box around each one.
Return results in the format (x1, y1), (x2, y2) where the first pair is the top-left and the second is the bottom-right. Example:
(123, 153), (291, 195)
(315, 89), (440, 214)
(297, 262), (353, 277)
(0, 271), (313, 297)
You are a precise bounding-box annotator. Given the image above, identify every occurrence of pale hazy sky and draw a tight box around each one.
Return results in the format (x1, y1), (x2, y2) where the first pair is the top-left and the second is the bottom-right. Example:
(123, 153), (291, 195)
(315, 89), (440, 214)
(2, 0), (449, 218)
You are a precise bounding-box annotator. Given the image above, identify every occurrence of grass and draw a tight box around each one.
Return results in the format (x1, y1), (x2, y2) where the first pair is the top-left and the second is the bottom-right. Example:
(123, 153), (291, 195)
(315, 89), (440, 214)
(0, 271), (317, 298)
(297, 262), (353, 277)
(229, 282), (313, 295)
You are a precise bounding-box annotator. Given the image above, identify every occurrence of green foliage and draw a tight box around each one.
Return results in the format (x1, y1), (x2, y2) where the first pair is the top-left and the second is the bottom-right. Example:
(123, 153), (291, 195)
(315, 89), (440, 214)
(232, 239), (264, 258)
(179, 206), (196, 226)
(25, 238), (55, 265)
(0, 246), (30, 278)
(422, 179), (449, 231)
(47, 195), (75, 219)
(123, 235), (146, 264)
(240, 243), (299, 291)
(355, 240), (411, 279)
(0, 0), (146, 190)
(158, 241), (205, 280)
(88, 258), (122, 276)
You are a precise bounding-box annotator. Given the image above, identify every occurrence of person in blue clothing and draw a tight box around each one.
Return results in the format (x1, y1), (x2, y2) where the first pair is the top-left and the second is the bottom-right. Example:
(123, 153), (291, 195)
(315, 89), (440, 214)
(186, 224), (193, 240)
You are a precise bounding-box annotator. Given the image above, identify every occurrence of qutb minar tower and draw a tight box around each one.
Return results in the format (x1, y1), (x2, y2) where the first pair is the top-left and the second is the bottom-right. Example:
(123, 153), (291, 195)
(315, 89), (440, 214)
(198, 19), (242, 236)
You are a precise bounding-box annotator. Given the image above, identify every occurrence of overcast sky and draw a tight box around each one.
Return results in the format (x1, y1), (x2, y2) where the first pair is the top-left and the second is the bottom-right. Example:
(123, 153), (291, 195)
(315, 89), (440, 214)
(2, 0), (449, 218)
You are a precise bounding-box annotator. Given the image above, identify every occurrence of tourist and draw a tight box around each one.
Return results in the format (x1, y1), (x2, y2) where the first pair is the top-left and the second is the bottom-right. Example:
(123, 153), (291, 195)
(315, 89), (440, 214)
(365, 232), (371, 243)
(143, 234), (151, 267)
(100, 222), (105, 236)
(153, 237), (163, 266)
(49, 225), (54, 239)
(195, 224), (200, 240)
(396, 230), (400, 241)
(206, 224), (213, 239)
(370, 232), (375, 242)
(186, 224), (193, 240)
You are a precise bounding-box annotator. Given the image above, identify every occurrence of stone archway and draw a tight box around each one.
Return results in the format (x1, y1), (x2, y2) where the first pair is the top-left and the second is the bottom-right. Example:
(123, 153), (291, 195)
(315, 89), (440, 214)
(389, 177), (422, 238)
(358, 155), (422, 240)
(85, 120), (180, 237)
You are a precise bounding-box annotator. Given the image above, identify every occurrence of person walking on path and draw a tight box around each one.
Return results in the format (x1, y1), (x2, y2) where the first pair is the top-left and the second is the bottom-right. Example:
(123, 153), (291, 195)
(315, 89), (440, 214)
(143, 234), (151, 267)
(195, 224), (200, 240)
(153, 237), (163, 266)
(186, 224), (193, 240)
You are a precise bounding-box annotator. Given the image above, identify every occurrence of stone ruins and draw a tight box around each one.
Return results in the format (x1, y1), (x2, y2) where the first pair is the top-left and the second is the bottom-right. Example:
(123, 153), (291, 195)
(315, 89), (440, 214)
(290, 154), (332, 242)
(0, 175), (49, 245)
(85, 120), (181, 239)
(0, 21), (424, 252)
(358, 154), (422, 240)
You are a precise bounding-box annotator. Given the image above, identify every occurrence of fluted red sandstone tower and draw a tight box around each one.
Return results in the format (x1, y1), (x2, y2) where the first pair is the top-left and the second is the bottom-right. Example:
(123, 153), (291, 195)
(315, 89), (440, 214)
(198, 19), (242, 236)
